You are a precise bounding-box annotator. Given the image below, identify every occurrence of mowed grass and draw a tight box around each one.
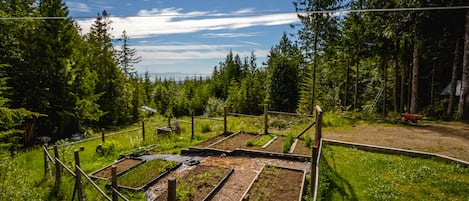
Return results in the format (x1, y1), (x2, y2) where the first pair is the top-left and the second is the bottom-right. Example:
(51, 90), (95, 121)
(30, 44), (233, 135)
(118, 159), (178, 188)
(318, 145), (469, 201)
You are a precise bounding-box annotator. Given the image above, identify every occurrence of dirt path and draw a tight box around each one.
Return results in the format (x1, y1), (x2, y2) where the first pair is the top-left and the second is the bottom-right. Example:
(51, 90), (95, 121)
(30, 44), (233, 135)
(323, 121), (469, 161)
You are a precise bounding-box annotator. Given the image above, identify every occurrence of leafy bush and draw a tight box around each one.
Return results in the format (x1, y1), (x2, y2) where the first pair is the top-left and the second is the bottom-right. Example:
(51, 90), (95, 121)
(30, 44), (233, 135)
(322, 112), (354, 127)
(246, 139), (254, 147)
(201, 123), (211, 133)
(204, 97), (225, 117)
(282, 134), (294, 153)
(96, 140), (119, 157)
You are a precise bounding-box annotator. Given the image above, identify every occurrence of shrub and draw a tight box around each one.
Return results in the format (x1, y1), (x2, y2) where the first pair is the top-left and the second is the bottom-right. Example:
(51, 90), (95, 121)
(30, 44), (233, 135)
(201, 123), (211, 133)
(246, 139), (254, 147)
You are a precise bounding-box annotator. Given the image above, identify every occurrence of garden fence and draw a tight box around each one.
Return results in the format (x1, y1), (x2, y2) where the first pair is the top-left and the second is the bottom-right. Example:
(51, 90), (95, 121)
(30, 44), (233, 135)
(43, 145), (129, 201)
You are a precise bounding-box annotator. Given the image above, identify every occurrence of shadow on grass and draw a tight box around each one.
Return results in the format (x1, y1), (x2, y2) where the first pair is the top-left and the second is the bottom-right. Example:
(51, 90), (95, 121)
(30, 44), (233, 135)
(318, 152), (358, 201)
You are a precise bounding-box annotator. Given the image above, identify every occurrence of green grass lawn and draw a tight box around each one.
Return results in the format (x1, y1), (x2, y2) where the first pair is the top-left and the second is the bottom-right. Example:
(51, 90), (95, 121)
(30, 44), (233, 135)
(317, 145), (469, 201)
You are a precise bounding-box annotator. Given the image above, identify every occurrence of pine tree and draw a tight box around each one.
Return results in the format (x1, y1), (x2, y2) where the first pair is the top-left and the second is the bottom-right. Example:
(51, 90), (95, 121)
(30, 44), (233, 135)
(115, 30), (141, 77)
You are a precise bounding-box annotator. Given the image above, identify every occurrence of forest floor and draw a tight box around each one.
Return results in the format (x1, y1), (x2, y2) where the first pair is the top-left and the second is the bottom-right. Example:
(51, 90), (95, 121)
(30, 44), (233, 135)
(323, 121), (469, 161)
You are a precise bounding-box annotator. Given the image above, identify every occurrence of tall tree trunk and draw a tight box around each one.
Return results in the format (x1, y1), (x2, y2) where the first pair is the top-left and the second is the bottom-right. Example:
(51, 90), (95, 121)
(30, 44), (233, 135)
(311, 30), (318, 114)
(354, 61), (359, 111)
(394, 38), (399, 113)
(448, 39), (461, 117)
(400, 39), (408, 113)
(458, 10), (469, 120)
(345, 59), (350, 108)
(410, 44), (419, 114)
(383, 55), (387, 117)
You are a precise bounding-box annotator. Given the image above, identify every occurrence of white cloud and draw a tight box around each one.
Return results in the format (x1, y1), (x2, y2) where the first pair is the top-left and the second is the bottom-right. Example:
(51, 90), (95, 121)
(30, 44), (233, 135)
(67, 2), (91, 12)
(75, 7), (298, 39)
(133, 43), (268, 65)
(203, 32), (262, 38)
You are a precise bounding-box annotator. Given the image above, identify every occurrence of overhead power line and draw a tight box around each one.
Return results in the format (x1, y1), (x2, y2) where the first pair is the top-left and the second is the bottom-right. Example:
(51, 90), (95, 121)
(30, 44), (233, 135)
(0, 5), (468, 20)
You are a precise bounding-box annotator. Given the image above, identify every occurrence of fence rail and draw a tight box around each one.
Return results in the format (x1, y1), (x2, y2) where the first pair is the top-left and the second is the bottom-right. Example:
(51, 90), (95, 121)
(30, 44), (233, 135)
(43, 145), (128, 201)
(77, 166), (112, 201)
(268, 111), (314, 117)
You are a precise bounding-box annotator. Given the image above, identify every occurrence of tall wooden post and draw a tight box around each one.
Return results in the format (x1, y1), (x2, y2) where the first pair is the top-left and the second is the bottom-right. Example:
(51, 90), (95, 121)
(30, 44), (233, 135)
(53, 145), (61, 188)
(167, 176), (176, 201)
(223, 107), (227, 133)
(142, 121), (145, 141)
(74, 150), (83, 201)
(44, 144), (49, 178)
(311, 105), (322, 200)
(111, 165), (118, 201)
(101, 128), (105, 143)
(264, 104), (268, 134)
(191, 112), (195, 141)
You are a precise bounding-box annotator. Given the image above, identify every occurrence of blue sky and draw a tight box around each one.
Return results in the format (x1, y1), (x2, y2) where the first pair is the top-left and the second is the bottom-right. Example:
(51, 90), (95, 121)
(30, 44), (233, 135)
(64, 0), (300, 78)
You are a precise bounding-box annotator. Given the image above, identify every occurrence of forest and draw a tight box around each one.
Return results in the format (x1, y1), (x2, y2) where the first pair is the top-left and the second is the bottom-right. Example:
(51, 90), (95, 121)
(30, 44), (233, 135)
(1, 0), (469, 154)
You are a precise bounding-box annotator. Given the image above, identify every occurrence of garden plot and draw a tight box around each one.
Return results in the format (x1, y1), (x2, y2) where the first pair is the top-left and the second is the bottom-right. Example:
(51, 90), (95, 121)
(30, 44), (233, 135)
(209, 132), (258, 151)
(89, 157), (144, 180)
(151, 165), (233, 201)
(117, 159), (181, 191)
(292, 139), (312, 155)
(193, 132), (233, 148)
(241, 165), (306, 201)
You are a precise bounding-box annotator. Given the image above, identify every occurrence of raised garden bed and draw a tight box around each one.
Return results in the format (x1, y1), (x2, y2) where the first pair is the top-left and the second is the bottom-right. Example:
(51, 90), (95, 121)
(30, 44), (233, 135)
(210, 132), (257, 151)
(89, 157), (145, 180)
(117, 159), (181, 191)
(193, 132), (232, 148)
(244, 134), (276, 149)
(155, 165), (233, 201)
(241, 165), (306, 201)
(292, 139), (312, 156)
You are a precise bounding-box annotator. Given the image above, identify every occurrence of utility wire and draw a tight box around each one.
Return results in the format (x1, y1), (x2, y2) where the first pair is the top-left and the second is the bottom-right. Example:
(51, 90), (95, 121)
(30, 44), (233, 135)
(0, 5), (468, 20)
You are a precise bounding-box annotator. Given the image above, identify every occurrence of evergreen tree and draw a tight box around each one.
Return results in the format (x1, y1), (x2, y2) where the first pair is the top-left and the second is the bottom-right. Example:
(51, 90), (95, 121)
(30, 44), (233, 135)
(266, 33), (302, 112)
(115, 30), (141, 77)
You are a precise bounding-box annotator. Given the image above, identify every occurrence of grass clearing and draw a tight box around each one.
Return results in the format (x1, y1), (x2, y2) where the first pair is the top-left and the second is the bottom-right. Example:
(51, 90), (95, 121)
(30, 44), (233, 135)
(317, 145), (469, 201)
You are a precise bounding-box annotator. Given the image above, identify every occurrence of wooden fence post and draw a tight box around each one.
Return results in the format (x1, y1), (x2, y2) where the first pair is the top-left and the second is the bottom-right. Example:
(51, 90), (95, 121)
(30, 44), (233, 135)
(74, 150), (84, 201)
(223, 107), (227, 133)
(101, 128), (105, 143)
(167, 176), (176, 201)
(44, 144), (49, 178)
(112, 165), (118, 201)
(191, 112), (195, 141)
(264, 104), (268, 134)
(53, 145), (61, 188)
(142, 121), (145, 141)
(311, 105), (322, 200)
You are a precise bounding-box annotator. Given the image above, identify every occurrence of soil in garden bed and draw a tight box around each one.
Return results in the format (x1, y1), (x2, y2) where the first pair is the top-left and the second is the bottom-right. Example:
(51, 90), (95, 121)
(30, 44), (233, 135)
(292, 139), (312, 155)
(153, 165), (232, 201)
(210, 132), (257, 151)
(194, 133), (232, 148)
(91, 158), (143, 179)
(261, 136), (286, 153)
(242, 165), (304, 201)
